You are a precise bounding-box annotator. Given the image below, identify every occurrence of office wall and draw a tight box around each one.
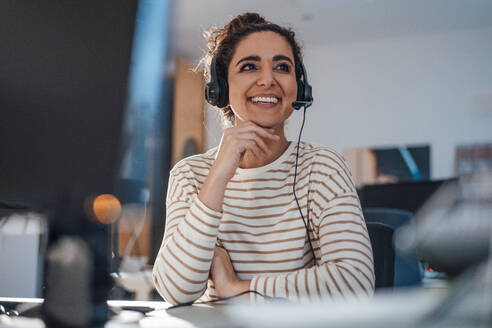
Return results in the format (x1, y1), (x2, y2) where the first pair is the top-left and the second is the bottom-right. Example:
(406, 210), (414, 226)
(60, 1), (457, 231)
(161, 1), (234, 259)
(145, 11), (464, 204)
(205, 26), (492, 179)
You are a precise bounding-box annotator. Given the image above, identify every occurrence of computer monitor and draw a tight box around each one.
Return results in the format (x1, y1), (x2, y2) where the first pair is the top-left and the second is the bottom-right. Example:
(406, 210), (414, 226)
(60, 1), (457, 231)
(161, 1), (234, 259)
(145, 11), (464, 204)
(0, 1), (138, 212)
(0, 0), (139, 324)
(358, 179), (457, 214)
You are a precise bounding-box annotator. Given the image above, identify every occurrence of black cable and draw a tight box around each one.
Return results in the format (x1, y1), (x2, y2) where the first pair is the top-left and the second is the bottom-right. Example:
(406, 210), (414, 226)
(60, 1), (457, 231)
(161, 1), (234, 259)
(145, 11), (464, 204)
(293, 107), (317, 266)
(166, 290), (286, 310)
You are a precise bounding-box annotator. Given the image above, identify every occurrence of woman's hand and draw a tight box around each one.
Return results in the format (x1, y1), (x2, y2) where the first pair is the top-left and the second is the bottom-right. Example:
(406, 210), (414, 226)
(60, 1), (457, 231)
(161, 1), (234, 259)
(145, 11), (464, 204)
(210, 246), (250, 298)
(198, 121), (279, 212)
(214, 121), (279, 182)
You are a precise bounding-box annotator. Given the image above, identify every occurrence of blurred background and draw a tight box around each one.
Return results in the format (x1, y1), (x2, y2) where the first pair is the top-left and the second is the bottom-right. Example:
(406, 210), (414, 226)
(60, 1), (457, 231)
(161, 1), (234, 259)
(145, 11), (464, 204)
(1, 0), (491, 308)
(173, 0), (492, 181)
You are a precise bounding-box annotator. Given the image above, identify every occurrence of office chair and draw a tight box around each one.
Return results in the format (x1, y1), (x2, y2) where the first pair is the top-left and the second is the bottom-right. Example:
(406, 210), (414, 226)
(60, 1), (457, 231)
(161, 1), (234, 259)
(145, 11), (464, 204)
(366, 222), (395, 289)
(363, 208), (423, 287)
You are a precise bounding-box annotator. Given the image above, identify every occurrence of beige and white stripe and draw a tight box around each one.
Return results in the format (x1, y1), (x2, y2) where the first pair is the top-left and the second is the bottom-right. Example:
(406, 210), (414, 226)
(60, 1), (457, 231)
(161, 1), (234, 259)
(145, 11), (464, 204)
(153, 141), (374, 305)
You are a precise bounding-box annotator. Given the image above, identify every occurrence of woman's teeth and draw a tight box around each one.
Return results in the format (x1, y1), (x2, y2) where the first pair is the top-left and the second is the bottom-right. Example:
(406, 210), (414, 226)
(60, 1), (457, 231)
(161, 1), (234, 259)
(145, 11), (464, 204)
(251, 96), (279, 104)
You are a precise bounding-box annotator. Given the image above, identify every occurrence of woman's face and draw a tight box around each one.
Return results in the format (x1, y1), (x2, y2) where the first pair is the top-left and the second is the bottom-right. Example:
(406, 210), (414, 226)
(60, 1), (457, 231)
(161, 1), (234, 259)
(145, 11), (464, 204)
(227, 31), (298, 129)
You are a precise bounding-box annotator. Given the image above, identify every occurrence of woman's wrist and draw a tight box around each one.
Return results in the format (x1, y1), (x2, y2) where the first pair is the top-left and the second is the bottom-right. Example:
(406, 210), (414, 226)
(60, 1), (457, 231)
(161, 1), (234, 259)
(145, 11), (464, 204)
(208, 163), (233, 185)
(222, 278), (251, 299)
(198, 165), (229, 212)
(233, 279), (251, 294)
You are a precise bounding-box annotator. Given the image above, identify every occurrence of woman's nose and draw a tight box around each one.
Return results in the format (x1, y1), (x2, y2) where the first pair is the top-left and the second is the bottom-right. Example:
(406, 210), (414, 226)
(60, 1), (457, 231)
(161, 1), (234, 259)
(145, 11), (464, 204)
(256, 69), (275, 88)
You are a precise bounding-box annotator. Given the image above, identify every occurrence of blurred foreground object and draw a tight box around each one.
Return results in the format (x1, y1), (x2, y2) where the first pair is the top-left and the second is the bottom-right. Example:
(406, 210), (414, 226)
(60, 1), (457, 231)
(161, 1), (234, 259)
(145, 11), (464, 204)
(396, 143), (492, 275)
(43, 205), (113, 327)
(394, 143), (492, 326)
(43, 237), (92, 327)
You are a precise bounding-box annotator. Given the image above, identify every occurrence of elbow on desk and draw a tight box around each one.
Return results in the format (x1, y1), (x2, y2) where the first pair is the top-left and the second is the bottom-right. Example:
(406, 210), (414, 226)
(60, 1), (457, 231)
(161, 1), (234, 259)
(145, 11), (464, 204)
(152, 259), (206, 305)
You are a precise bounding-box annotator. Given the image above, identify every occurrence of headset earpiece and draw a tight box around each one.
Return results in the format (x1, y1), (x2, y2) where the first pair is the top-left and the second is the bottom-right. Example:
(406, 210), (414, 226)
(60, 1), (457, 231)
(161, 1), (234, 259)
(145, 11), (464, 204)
(296, 79), (305, 103)
(292, 61), (313, 110)
(205, 56), (229, 108)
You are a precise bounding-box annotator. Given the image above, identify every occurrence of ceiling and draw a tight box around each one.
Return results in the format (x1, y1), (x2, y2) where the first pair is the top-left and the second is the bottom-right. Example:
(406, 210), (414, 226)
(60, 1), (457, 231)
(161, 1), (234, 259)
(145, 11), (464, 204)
(170, 0), (492, 63)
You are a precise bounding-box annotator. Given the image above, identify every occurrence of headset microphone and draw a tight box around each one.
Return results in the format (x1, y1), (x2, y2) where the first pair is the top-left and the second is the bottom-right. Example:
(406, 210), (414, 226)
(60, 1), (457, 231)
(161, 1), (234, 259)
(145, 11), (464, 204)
(292, 100), (312, 110)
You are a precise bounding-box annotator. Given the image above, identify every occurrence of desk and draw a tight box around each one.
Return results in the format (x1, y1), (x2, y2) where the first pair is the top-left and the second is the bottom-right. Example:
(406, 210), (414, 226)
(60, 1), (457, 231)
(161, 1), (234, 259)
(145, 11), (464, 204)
(0, 285), (489, 328)
(138, 288), (442, 328)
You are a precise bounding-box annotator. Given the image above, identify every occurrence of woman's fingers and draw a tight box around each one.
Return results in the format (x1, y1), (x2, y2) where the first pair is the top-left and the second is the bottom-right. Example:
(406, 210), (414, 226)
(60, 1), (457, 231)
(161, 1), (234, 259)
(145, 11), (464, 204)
(211, 121), (280, 182)
(229, 123), (279, 156)
(243, 139), (263, 159)
(239, 133), (271, 156)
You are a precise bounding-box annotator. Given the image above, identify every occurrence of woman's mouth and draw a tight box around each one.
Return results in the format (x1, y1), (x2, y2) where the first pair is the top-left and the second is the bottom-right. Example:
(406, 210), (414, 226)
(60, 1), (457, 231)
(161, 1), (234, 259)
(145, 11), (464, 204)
(249, 96), (281, 105)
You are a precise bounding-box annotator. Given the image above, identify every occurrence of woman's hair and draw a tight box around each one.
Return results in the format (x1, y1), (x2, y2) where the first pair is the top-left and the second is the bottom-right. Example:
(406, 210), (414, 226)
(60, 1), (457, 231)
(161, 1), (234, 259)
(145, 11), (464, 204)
(200, 12), (303, 125)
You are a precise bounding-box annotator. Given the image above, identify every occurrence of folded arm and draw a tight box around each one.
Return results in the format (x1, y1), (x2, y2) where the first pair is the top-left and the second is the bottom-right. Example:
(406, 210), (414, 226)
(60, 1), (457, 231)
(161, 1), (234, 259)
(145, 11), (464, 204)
(210, 192), (375, 302)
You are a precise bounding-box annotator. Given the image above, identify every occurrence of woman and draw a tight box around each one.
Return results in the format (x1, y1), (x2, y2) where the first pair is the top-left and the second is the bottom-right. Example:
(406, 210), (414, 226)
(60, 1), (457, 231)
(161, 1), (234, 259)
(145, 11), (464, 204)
(153, 13), (374, 305)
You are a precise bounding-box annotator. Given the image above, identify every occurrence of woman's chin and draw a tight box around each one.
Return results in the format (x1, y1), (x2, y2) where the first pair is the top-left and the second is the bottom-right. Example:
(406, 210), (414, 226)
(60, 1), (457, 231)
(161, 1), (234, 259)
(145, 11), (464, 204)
(250, 118), (283, 129)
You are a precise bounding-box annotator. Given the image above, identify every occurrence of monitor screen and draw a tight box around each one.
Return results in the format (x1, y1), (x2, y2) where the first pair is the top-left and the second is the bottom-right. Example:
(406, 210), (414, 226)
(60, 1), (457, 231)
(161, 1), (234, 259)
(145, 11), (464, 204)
(0, 0), (137, 212)
(358, 179), (456, 213)
(344, 145), (430, 188)
(0, 1), (139, 320)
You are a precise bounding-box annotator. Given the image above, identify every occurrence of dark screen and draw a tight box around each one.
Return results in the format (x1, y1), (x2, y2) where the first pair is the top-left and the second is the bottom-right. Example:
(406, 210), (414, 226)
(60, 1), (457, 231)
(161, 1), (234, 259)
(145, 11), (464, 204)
(374, 146), (430, 181)
(358, 179), (456, 213)
(0, 0), (138, 211)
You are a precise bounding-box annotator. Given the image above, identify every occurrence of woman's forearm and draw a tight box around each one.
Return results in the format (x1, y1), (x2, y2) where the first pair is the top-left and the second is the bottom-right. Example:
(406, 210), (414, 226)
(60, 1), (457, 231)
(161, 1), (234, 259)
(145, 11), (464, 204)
(198, 164), (229, 212)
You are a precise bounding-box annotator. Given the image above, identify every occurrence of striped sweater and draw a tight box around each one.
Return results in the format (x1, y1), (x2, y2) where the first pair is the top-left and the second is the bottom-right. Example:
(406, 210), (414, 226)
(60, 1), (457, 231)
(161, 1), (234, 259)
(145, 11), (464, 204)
(153, 141), (375, 304)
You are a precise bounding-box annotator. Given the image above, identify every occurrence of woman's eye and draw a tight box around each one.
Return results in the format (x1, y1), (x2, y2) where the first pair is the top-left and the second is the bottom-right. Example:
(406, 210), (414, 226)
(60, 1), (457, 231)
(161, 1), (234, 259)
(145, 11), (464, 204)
(239, 63), (257, 72)
(275, 63), (291, 73)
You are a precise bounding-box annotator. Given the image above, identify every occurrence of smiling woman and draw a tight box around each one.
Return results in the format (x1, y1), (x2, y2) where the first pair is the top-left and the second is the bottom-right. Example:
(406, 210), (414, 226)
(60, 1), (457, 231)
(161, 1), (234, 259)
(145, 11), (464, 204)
(152, 12), (374, 305)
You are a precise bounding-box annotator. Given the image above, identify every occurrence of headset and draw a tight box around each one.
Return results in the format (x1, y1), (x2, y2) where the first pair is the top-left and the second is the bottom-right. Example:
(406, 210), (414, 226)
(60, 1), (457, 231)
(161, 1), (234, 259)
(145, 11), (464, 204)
(292, 61), (313, 110)
(205, 55), (313, 111)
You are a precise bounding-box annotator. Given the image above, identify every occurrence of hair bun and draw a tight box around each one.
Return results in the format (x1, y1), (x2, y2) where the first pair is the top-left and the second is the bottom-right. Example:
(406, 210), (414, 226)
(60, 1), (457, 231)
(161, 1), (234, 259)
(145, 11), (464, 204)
(226, 13), (267, 34)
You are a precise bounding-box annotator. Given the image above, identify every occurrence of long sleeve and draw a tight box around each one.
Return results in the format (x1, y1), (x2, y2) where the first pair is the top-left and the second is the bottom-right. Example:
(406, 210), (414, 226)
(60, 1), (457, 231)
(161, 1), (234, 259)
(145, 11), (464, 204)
(153, 164), (222, 305)
(249, 189), (375, 302)
(153, 143), (375, 304)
